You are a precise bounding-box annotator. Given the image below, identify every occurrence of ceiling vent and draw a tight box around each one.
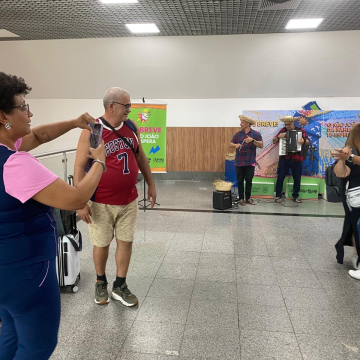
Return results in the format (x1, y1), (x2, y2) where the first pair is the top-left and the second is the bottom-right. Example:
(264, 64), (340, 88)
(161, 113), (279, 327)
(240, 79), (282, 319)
(258, 0), (302, 11)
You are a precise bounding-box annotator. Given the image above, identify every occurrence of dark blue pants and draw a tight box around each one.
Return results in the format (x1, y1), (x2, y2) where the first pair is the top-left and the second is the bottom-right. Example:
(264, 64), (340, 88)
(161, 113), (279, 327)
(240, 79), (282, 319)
(275, 158), (303, 199)
(0, 258), (60, 360)
(235, 165), (255, 200)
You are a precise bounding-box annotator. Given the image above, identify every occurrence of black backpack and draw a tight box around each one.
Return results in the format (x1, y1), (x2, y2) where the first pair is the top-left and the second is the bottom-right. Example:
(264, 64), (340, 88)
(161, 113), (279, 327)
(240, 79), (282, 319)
(325, 162), (342, 202)
(325, 162), (340, 187)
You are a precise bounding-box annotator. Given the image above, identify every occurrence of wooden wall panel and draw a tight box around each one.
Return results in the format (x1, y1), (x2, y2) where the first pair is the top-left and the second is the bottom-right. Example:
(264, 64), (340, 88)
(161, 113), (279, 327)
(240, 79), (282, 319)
(167, 127), (239, 172)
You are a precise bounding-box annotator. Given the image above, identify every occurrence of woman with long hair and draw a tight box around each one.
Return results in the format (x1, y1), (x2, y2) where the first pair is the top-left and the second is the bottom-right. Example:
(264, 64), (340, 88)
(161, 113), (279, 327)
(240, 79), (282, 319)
(333, 123), (360, 279)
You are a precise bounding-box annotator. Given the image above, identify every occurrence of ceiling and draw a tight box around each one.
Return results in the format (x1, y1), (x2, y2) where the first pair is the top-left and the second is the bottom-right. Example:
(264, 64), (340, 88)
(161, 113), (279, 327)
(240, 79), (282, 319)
(0, 0), (359, 41)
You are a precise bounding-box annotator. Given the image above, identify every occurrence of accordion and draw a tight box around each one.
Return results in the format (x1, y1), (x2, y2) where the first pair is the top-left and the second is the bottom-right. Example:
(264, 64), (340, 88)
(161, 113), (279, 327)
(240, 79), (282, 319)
(279, 130), (302, 156)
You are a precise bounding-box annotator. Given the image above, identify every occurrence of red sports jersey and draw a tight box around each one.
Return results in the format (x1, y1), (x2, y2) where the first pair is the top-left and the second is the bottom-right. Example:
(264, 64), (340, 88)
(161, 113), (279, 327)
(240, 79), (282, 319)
(92, 119), (139, 205)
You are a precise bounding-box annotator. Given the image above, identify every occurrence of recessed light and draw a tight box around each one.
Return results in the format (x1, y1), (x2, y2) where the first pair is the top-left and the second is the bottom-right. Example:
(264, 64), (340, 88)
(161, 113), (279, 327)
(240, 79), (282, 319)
(101, 0), (138, 3)
(126, 23), (160, 34)
(285, 18), (324, 29)
(0, 29), (19, 38)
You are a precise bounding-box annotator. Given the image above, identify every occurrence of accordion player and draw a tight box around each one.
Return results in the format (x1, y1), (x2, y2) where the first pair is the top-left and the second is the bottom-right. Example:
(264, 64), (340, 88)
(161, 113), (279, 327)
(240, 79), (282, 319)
(279, 130), (303, 156)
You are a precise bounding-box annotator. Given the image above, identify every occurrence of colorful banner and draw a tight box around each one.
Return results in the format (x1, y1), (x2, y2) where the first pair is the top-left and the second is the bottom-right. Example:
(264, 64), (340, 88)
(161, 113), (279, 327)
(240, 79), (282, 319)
(128, 104), (167, 173)
(243, 102), (360, 178)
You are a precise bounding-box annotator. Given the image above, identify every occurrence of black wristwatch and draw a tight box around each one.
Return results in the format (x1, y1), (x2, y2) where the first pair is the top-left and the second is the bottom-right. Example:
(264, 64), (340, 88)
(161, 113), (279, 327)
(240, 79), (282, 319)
(252, 138), (255, 143)
(348, 154), (355, 162)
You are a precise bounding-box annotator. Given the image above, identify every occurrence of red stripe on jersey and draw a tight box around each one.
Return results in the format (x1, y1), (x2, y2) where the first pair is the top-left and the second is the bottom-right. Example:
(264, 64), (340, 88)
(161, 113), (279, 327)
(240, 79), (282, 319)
(93, 122), (139, 205)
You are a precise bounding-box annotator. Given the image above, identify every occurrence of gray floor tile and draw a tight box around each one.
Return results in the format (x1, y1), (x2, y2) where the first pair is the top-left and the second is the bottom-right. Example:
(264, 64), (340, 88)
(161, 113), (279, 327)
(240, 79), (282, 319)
(202, 237), (234, 254)
(52, 181), (350, 359)
(314, 268), (360, 289)
(234, 238), (269, 256)
(297, 334), (360, 360)
(288, 308), (350, 336)
(163, 251), (200, 264)
(136, 297), (190, 324)
(126, 276), (155, 298)
(196, 264), (236, 283)
(156, 262), (198, 280)
(199, 252), (235, 269)
(238, 284), (285, 307)
(180, 325), (240, 359)
(170, 234), (204, 252)
(122, 321), (184, 356)
(147, 278), (194, 299)
(266, 243), (305, 258)
(120, 353), (179, 360)
(265, 237), (305, 258)
(187, 298), (239, 328)
(236, 256), (278, 285)
(275, 269), (322, 288)
(333, 309), (360, 335)
(270, 257), (311, 271)
(192, 280), (238, 303)
(66, 326), (129, 357)
(281, 286), (332, 309)
(143, 231), (177, 244)
(240, 330), (302, 360)
(128, 260), (162, 278)
(238, 303), (293, 333)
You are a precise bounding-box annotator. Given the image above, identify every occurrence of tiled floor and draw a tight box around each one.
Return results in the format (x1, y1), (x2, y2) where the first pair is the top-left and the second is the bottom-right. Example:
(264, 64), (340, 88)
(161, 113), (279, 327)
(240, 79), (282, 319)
(50, 180), (360, 360)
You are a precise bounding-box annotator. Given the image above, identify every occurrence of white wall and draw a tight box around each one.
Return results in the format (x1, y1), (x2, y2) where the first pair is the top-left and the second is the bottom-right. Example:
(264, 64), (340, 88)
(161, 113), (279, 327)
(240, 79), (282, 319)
(1, 30), (360, 173)
(1, 30), (360, 99)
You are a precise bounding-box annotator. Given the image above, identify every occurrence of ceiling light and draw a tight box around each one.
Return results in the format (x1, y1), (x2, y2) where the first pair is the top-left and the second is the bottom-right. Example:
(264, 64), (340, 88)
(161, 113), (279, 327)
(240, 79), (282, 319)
(126, 24), (160, 34)
(100, 0), (138, 3)
(285, 18), (324, 29)
(0, 29), (19, 38)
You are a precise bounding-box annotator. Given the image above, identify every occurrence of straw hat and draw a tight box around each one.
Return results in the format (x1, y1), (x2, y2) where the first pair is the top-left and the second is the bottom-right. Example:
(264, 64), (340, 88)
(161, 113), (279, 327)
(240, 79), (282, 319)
(238, 115), (257, 126)
(280, 115), (296, 123)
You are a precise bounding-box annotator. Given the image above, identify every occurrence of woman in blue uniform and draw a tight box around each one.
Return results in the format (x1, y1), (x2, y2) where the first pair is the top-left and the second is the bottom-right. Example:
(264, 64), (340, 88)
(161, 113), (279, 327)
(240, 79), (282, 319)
(0, 72), (106, 360)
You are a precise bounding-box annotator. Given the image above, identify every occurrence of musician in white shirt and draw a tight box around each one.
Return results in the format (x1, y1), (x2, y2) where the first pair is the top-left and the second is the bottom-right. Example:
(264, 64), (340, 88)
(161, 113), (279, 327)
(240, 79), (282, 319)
(272, 116), (309, 203)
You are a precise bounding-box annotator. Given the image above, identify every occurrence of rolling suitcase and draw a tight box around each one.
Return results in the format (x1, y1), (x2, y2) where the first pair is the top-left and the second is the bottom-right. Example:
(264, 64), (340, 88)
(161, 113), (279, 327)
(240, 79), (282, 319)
(53, 175), (82, 293)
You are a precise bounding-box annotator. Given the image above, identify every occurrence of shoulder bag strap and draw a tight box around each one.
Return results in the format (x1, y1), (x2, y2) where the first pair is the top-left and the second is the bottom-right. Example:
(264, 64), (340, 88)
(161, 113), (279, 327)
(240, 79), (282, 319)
(100, 117), (138, 157)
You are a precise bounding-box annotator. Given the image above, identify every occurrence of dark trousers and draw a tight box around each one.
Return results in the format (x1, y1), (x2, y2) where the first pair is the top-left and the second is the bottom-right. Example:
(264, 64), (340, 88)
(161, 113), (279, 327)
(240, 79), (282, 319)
(235, 165), (255, 200)
(0, 258), (60, 360)
(275, 158), (303, 199)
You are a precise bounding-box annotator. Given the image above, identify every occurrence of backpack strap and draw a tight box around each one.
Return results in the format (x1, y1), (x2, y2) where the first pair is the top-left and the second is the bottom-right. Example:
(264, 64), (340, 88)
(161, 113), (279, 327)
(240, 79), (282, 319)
(125, 119), (138, 135)
(100, 117), (139, 157)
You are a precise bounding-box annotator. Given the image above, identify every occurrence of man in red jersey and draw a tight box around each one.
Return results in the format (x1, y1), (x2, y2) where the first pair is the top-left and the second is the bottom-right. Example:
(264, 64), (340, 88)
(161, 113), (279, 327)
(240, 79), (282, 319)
(74, 87), (156, 306)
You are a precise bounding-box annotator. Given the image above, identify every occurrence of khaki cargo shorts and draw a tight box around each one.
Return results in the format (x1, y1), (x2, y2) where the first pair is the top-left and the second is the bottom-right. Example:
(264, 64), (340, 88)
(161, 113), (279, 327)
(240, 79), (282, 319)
(87, 199), (138, 247)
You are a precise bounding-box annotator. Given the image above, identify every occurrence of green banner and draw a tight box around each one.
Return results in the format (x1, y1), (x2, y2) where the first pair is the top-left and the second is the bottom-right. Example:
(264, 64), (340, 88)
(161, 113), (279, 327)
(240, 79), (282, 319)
(128, 104), (167, 172)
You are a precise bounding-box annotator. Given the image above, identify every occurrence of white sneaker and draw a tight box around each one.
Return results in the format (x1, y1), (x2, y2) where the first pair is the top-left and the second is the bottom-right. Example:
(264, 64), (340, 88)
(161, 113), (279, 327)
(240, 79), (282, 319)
(352, 256), (360, 270)
(349, 269), (360, 280)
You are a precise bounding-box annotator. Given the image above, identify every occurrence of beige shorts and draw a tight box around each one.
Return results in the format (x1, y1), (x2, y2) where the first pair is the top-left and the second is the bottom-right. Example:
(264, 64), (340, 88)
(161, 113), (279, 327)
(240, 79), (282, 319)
(88, 199), (138, 247)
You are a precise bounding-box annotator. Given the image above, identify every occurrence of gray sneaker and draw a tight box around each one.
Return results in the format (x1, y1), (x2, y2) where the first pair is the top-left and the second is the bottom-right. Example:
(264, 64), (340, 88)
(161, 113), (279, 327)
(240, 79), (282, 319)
(111, 282), (138, 307)
(95, 280), (109, 305)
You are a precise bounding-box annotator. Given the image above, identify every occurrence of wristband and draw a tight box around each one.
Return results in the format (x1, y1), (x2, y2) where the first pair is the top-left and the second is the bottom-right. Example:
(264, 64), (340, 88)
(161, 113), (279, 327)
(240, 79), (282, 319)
(93, 159), (107, 172)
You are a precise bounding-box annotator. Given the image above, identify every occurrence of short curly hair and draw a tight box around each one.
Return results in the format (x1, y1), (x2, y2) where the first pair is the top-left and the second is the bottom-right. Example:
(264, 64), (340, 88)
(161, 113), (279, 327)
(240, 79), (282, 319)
(0, 72), (32, 113)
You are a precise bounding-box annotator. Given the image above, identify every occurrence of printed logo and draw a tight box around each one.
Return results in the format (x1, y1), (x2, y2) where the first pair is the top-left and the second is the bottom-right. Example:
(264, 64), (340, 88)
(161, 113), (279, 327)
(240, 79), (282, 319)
(137, 109), (151, 124)
(149, 145), (160, 154)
